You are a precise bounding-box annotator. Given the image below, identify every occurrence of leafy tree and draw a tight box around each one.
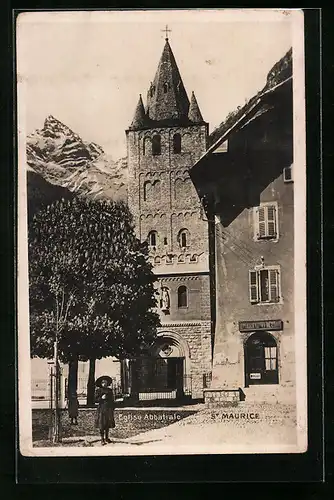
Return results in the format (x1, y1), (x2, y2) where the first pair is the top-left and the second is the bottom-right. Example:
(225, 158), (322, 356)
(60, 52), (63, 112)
(29, 197), (160, 403)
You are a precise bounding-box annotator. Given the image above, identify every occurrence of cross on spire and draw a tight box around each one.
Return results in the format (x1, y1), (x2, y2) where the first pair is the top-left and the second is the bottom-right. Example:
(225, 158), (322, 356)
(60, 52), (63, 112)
(161, 24), (172, 41)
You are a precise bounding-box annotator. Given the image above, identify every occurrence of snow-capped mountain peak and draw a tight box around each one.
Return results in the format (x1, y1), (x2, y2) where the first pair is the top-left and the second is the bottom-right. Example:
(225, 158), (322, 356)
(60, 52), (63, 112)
(26, 116), (128, 201)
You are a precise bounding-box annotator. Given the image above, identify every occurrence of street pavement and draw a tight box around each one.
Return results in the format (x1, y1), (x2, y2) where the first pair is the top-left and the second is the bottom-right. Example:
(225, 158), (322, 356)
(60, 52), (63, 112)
(38, 403), (304, 454)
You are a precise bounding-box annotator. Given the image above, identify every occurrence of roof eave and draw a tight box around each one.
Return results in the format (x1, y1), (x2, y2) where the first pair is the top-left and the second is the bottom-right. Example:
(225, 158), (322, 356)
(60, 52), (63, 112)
(193, 76), (293, 169)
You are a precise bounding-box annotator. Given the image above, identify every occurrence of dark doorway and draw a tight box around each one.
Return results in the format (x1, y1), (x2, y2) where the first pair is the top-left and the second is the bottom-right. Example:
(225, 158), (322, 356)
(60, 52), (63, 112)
(244, 331), (279, 386)
(166, 358), (184, 391)
(132, 357), (184, 392)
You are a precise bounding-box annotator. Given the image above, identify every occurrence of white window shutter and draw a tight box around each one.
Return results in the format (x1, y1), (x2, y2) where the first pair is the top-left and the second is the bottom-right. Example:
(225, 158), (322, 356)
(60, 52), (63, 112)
(267, 205), (277, 237)
(269, 269), (279, 302)
(249, 270), (259, 303)
(258, 206), (266, 238)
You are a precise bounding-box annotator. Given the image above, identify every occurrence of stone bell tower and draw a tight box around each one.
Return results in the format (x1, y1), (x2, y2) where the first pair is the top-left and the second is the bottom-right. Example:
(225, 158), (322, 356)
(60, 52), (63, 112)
(125, 33), (213, 400)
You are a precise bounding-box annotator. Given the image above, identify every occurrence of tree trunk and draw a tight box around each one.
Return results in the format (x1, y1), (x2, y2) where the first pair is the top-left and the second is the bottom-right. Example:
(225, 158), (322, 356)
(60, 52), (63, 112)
(68, 357), (78, 398)
(86, 358), (96, 407)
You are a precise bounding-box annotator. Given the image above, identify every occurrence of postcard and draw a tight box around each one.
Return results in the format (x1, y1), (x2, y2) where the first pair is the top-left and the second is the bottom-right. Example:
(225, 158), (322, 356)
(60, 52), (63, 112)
(17, 8), (307, 457)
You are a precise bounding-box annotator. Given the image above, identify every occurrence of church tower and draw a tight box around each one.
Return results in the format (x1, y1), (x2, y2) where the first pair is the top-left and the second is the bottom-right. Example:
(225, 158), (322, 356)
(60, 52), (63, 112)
(126, 35), (212, 400)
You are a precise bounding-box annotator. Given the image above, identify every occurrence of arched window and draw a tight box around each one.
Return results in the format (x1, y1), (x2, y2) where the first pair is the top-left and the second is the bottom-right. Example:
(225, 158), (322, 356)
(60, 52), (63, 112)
(174, 178), (183, 199)
(163, 82), (169, 93)
(178, 286), (188, 308)
(143, 137), (151, 156)
(152, 135), (161, 155)
(152, 179), (161, 199)
(183, 178), (194, 199)
(178, 229), (189, 248)
(143, 181), (151, 201)
(173, 133), (181, 154)
(148, 231), (158, 248)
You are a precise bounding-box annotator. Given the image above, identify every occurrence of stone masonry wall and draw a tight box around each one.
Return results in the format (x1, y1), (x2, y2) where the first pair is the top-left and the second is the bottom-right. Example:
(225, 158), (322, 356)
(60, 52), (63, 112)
(127, 124), (208, 263)
(126, 120), (212, 402)
(159, 321), (212, 399)
(204, 389), (241, 407)
(156, 274), (211, 322)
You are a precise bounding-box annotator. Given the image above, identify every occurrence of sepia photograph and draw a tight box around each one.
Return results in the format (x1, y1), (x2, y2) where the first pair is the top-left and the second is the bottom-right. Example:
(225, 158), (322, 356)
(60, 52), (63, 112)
(17, 8), (307, 457)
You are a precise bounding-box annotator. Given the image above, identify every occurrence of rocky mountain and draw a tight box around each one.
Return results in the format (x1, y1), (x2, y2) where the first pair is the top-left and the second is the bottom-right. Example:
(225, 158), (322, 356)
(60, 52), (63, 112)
(26, 115), (128, 207)
(209, 48), (292, 147)
(27, 170), (75, 222)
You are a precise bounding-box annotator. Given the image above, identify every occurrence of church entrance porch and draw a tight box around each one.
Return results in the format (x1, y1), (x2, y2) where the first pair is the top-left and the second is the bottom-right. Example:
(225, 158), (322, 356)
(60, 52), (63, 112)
(129, 357), (191, 402)
(121, 333), (194, 405)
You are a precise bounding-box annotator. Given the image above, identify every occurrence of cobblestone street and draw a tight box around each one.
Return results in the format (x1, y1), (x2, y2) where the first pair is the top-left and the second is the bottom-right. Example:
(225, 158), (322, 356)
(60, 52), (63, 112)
(33, 403), (305, 454)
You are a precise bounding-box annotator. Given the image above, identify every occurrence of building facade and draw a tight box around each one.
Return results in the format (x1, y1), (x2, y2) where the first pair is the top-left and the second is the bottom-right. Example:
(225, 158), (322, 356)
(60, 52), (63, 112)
(30, 40), (295, 408)
(124, 38), (214, 401)
(191, 69), (295, 403)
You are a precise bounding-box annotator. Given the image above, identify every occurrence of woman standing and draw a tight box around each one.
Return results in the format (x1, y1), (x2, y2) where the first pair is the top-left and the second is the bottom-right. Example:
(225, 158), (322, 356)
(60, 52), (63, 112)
(95, 376), (115, 445)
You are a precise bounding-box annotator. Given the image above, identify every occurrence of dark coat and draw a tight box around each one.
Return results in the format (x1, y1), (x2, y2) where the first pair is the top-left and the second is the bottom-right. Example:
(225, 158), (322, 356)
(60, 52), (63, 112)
(95, 387), (115, 430)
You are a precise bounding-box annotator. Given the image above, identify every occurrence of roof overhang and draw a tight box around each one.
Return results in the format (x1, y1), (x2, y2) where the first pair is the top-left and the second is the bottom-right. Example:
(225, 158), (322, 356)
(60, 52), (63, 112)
(192, 76), (293, 171)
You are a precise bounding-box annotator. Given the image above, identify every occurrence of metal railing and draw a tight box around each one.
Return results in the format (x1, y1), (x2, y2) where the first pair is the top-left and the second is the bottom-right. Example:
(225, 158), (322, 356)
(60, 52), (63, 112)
(136, 375), (192, 400)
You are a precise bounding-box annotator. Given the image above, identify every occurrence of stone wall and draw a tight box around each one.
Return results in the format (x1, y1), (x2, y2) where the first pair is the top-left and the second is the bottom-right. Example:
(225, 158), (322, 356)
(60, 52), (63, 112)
(204, 389), (242, 407)
(156, 275), (211, 322)
(159, 321), (212, 399)
(127, 124), (210, 274)
(126, 115), (213, 403)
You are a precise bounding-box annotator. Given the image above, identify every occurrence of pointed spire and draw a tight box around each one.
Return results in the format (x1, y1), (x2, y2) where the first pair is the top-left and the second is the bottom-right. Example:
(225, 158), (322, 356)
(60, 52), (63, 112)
(129, 94), (147, 130)
(146, 39), (190, 123)
(188, 92), (204, 123)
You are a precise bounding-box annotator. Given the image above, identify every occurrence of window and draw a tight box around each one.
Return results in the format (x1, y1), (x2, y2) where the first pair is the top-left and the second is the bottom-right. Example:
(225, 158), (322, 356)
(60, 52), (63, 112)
(178, 229), (189, 249)
(283, 165), (293, 182)
(152, 135), (161, 155)
(264, 346), (277, 370)
(255, 203), (278, 240)
(173, 133), (181, 154)
(143, 137), (151, 156)
(148, 231), (158, 248)
(213, 140), (228, 154)
(174, 178), (183, 199)
(163, 82), (169, 93)
(163, 237), (168, 245)
(143, 181), (151, 201)
(152, 179), (161, 199)
(177, 286), (188, 308)
(181, 232), (187, 248)
(183, 178), (194, 201)
(249, 267), (280, 304)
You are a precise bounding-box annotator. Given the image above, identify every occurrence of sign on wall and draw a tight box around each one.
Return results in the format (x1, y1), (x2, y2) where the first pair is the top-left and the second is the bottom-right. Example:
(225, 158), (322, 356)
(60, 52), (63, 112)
(239, 320), (283, 332)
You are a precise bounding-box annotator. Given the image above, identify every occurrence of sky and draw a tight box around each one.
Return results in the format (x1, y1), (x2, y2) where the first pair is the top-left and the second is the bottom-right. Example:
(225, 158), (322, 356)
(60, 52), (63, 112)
(17, 9), (294, 160)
